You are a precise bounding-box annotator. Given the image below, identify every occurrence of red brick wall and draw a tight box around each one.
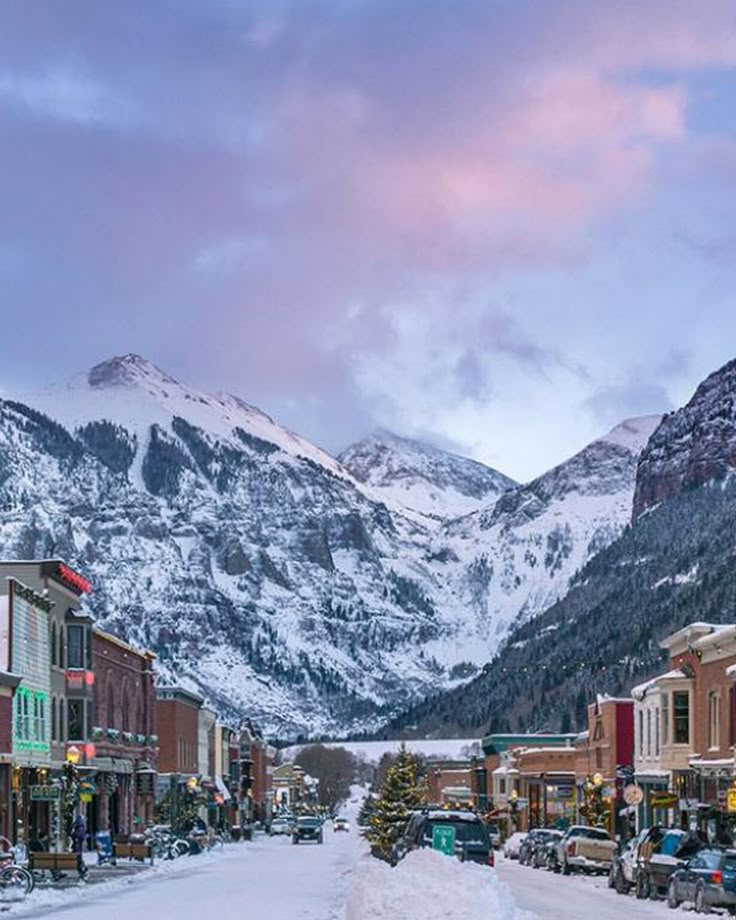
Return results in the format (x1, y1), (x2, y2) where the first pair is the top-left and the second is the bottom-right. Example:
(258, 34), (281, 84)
(93, 633), (155, 738)
(156, 698), (199, 774)
(671, 648), (736, 758)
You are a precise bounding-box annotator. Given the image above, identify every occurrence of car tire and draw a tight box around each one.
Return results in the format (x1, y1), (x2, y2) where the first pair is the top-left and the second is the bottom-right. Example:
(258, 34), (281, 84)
(615, 868), (631, 896)
(636, 872), (650, 900)
(667, 879), (679, 910)
(694, 883), (711, 914)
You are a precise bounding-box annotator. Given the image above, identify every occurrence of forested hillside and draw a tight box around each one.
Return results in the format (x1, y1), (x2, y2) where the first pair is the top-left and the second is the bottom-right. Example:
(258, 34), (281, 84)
(381, 476), (736, 737)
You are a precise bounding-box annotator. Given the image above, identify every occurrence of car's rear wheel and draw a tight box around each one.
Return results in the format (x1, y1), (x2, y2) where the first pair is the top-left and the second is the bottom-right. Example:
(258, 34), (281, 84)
(667, 879), (679, 910)
(694, 883), (711, 914)
(636, 872), (650, 900)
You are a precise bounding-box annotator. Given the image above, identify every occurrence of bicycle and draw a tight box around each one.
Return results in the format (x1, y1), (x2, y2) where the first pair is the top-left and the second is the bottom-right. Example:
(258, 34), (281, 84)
(0, 838), (34, 898)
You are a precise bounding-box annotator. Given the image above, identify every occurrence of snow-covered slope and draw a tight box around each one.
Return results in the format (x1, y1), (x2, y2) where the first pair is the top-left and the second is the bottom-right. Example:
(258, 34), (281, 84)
(2, 356), (481, 736)
(339, 430), (515, 520)
(422, 416), (663, 664)
(0, 355), (658, 737)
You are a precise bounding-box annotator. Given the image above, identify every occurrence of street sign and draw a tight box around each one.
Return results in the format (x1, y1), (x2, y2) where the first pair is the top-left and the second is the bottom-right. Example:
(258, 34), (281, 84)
(727, 788), (736, 813)
(30, 785), (59, 801)
(650, 793), (678, 809)
(432, 824), (456, 856)
(623, 784), (643, 807)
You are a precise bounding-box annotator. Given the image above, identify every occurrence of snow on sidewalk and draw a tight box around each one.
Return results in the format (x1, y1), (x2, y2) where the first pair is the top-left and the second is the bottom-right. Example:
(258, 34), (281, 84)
(345, 848), (534, 920)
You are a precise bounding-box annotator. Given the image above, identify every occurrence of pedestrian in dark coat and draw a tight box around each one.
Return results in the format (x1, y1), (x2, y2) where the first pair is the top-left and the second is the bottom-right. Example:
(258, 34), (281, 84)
(71, 815), (87, 854)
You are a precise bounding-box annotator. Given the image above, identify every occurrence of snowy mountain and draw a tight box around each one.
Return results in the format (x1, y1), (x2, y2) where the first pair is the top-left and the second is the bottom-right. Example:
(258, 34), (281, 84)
(633, 359), (736, 518)
(338, 430), (515, 521)
(422, 416), (662, 661)
(0, 354), (658, 737)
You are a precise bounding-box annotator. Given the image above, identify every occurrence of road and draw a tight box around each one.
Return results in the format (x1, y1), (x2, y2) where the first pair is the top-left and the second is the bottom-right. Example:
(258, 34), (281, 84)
(497, 856), (697, 919)
(15, 825), (356, 920)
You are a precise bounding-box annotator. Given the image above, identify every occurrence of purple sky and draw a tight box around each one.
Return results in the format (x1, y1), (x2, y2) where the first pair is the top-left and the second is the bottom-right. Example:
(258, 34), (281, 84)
(1, 1), (736, 480)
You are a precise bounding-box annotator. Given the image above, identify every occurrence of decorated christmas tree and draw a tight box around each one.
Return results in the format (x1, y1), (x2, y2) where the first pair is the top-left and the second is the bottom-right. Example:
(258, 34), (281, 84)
(368, 746), (425, 860)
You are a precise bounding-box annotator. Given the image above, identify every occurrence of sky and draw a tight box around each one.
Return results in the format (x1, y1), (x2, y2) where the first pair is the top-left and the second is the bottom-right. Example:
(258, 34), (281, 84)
(1, 0), (736, 482)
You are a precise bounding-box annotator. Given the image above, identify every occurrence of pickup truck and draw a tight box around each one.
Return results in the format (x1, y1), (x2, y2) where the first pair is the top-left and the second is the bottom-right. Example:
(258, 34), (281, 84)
(554, 825), (616, 875)
(609, 827), (704, 900)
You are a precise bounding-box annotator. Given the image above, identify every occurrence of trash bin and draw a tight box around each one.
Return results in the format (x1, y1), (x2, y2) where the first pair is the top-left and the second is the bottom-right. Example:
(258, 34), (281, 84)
(231, 825), (242, 842)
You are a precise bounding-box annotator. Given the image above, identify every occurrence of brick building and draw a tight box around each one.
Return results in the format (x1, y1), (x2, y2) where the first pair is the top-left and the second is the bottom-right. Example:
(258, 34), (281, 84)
(426, 758), (473, 806)
(89, 629), (157, 837)
(574, 697), (634, 837)
(156, 687), (202, 776)
(631, 622), (736, 832)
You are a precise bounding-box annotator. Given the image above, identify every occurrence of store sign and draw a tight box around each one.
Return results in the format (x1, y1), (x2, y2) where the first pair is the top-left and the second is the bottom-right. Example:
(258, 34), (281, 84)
(30, 784), (59, 801)
(623, 784), (644, 807)
(650, 793), (678, 809)
(727, 788), (736, 813)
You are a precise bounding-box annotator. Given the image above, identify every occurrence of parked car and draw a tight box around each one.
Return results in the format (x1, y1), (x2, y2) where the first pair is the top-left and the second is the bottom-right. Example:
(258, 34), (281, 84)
(392, 810), (494, 868)
(292, 816), (324, 845)
(668, 848), (736, 914)
(554, 825), (616, 875)
(530, 830), (563, 870)
(519, 828), (557, 866)
(636, 828), (702, 899)
(487, 823), (502, 849)
(333, 818), (350, 832)
(270, 817), (291, 836)
(503, 832), (527, 860)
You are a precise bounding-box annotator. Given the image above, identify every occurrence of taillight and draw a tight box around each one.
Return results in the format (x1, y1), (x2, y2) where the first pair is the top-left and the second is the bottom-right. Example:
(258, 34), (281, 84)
(567, 842), (576, 856)
(487, 851), (495, 867)
(712, 870), (723, 884)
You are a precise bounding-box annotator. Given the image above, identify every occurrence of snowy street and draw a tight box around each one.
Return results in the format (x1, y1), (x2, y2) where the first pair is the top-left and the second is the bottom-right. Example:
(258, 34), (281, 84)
(15, 827), (354, 920)
(497, 857), (682, 919)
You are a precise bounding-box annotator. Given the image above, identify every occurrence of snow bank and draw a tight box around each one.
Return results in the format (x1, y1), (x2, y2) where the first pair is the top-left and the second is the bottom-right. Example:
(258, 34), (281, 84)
(344, 849), (531, 920)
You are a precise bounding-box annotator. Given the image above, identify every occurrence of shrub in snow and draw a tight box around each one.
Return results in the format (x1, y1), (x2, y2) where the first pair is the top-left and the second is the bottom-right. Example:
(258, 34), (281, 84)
(345, 848), (527, 920)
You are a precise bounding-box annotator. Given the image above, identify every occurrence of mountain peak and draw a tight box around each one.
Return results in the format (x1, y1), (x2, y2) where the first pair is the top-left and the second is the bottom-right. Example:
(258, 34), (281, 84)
(596, 415), (662, 454)
(87, 354), (180, 391)
(339, 430), (515, 520)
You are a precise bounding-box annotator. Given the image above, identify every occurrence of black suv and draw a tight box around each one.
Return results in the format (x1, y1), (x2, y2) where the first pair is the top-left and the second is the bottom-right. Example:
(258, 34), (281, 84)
(292, 816), (324, 844)
(392, 810), (493, 867)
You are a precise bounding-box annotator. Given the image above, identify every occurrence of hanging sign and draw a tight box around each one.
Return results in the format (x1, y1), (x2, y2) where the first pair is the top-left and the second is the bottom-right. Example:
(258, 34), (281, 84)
(30, 785), (59, 801)
(650, 793), (678, 809)
(727, 788), (736, 813)
(623, 784), (644, 807)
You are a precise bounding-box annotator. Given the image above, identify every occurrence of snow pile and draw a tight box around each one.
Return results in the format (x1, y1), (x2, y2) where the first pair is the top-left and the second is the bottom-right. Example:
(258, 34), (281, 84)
(344, 849), (530, 920)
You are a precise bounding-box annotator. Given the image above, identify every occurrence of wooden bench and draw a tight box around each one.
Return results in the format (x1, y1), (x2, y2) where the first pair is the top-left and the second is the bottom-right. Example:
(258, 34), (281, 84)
(113, 841), (154, 865)
(29, 851), (87, 880)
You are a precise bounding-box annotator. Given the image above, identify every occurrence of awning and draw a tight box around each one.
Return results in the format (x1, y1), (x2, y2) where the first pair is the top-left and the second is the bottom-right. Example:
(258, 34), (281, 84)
(215, 775), (231, 802)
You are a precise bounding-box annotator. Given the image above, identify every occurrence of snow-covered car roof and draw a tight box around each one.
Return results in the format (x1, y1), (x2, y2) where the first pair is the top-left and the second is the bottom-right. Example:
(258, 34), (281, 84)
(424, 810), (484, 822)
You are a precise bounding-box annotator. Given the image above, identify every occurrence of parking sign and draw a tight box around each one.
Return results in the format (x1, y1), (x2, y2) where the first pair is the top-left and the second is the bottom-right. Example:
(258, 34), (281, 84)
(432, 824), (456, 856)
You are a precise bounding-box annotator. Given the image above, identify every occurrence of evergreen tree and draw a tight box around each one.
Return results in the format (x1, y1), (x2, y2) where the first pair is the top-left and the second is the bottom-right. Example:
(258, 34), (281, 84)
(368, 746), (425, 860)
(358, 794), (376, 828)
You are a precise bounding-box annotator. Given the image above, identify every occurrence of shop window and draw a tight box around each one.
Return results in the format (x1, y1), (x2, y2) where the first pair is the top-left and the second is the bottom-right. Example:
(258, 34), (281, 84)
(499, 778), (506, 795)
(673, 691), (690, 745)
(67, 625), (85, 669)
(709, 691), (720, 749)
(661, 692), (669, 745)
(68, 699), (84, 741)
